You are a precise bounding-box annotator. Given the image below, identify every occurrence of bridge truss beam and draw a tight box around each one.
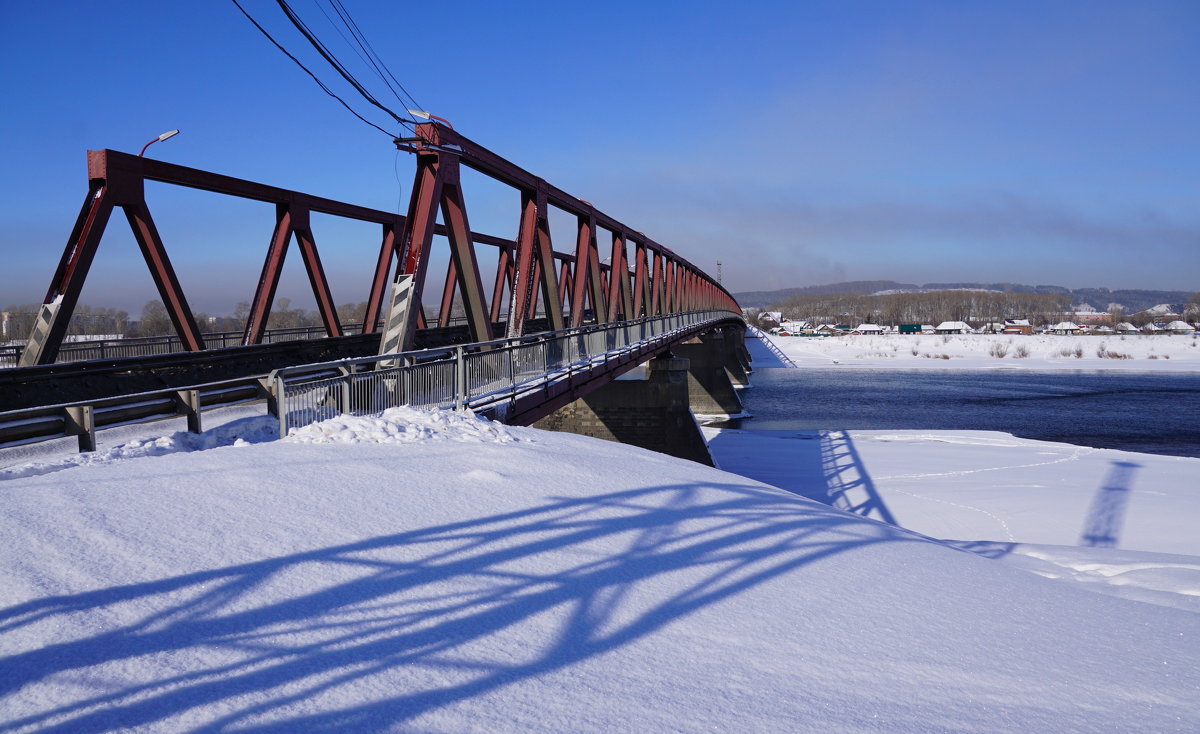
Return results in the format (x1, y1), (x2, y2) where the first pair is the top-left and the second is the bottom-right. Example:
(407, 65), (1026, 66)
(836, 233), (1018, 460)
(20, 125), (739, 366)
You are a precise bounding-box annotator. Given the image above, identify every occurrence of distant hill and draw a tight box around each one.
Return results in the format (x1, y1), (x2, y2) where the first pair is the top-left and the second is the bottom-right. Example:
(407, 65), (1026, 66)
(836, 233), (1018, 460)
(734, 281), (918, 307)
(736, 282), (1195, 314)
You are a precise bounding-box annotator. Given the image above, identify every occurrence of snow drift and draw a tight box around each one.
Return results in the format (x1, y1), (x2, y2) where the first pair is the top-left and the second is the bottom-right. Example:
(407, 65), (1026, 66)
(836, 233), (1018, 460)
(1, 409), (1196, 732)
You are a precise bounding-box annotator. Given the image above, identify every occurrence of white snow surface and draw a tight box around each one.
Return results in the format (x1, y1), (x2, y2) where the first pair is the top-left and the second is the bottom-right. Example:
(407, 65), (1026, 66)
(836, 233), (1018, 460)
(1, 408), (1198, 732)
(768, 332), (1200, 371)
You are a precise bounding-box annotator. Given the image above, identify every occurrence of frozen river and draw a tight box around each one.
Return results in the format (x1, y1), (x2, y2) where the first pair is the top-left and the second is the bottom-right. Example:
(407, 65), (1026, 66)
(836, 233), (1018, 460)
(729, 368), (1200, 458)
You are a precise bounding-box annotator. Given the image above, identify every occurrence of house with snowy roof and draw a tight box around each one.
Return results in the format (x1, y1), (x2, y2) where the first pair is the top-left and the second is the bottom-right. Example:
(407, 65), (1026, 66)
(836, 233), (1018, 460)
(935, 321), (971, 334)
(1164, 320), (1195, 335)
(852, 323), (885, 334)
(1002, 319), (1033, 335)
(1115, 322), (1139, 333)
(1049, 321), (1081, 334)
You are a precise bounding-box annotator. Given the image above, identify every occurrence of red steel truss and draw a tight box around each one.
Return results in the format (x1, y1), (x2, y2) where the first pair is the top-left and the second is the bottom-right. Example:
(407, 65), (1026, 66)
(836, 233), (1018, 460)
(20, 124), (739, 365)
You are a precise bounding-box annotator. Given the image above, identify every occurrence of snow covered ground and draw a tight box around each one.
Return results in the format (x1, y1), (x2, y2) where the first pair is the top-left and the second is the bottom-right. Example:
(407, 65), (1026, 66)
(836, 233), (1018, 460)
(767, 332), (1200, 371)
(1, 406), (1197, 732)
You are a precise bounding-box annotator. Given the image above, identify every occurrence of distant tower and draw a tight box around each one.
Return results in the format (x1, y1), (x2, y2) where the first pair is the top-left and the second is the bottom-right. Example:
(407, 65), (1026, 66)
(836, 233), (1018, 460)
(717, 261), (723, 285)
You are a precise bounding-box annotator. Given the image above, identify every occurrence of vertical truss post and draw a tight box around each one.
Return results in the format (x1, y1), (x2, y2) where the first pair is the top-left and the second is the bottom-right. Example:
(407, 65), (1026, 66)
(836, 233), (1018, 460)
(535, 208), (563, 330)
(243, 204), (294, 345)
(618, 237), (634, 320)
(490, 246), (513, 324)
(292, 209), (343, 338)
(438, 260), (458, 327)
(393, 149), (444, 351)
(507, 189), (540, 337)
(605, 232), (626, 323)
(569, 214), (606, 327)
(558, 260), (572, 315)
(667, 261), (676, 311)
(525, 257), (542, 320)
(632, 242), (649, 318)
(124, 201), (205, 351)
(508, 187), (561, 337)
(19, 180), (116, 366)
(438, 157), (493, 344)
(363, 217), (403, 334)
(650, 250), (664, 316)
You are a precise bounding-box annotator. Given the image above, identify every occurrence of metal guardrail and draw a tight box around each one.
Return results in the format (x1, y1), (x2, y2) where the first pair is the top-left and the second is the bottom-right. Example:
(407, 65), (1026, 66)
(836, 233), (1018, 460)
(0, 376), (272, 453)
(272, 310), (736, 439)
(0, 323), (372, 369)
(745, 324), (798, 368)
(0, 310), (740, 453)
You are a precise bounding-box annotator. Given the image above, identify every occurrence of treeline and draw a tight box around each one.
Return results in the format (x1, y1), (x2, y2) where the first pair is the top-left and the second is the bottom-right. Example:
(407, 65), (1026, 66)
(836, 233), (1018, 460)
(766, 290), (1074, 325)
(2, 299), (372, 342)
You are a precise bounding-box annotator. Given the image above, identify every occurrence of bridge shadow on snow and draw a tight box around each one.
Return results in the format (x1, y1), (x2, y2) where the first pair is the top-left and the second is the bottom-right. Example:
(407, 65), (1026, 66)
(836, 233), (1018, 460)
(0, 479), (926, 733)
(1078, 460), (1141, 549)
(706, 429), (899, 526)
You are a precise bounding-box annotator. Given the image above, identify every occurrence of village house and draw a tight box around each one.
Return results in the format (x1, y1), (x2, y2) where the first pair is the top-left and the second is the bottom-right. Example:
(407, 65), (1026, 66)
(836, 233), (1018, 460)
(935, 321), (971, 334)
(852, 323), (885, 334)
(1050, 321), (1081, 335)
(1002, 319), (1033, 335)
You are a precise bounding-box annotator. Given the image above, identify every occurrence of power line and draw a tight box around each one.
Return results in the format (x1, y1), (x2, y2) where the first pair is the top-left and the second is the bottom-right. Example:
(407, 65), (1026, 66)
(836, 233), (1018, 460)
(230, 0), (395, 137)
(275, 0), (415, 130)
(315, 0), (423, 116)
(327, 0), (423, 114)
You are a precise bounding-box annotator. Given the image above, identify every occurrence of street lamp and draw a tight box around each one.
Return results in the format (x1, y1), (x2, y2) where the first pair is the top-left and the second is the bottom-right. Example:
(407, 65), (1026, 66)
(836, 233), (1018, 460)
(138, 129), (180, 157)
(406, 110), (454, 129)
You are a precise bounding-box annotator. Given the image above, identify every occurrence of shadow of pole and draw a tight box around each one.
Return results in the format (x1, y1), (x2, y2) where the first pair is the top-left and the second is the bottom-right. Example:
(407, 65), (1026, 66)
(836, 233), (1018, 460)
(819, 430), (898, 526)
(1078, 460), (1141, 548)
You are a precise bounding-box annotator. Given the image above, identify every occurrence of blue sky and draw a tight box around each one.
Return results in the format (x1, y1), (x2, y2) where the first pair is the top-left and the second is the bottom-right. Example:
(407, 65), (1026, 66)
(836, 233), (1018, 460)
(1, 0), (1196, 316)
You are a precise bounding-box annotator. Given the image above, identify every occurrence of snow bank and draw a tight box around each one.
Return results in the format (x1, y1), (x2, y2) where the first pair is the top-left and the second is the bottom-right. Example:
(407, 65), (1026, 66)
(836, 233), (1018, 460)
(942, 541), (1200, 613)
(0, 415), (278, 481)
(285, 405), (522, 445)
(769, 332), (1200, 371)
(1, 410), (1196, 733)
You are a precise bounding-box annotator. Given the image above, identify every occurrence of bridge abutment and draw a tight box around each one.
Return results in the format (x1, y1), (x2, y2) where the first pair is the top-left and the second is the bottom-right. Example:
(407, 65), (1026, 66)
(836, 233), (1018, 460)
(533, 355), (714, 465)
(671, 330), (745, 417)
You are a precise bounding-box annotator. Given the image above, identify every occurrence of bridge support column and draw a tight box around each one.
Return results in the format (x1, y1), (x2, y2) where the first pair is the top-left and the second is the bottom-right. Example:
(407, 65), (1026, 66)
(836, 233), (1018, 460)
(721, 326), (752, 387)
(671, 330), (745, 417)
(533, 356), (713, 465)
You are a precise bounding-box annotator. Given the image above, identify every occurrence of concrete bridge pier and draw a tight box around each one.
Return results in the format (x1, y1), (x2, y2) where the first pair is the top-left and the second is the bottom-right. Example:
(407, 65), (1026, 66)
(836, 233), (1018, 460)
(533, 355), (713, 465)
(671, 330), (745, 417)
(722, 326), (752, 387)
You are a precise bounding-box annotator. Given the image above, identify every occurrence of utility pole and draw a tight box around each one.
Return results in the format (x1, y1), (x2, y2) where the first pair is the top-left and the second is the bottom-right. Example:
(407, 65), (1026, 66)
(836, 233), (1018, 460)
(717, 261), (723, 285)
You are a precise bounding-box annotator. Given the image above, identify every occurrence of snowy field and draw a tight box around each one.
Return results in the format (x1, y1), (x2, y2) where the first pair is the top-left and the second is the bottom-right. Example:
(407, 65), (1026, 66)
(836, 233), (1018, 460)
(1, 406), (1197, 732)
(768, 332), (1200, 371)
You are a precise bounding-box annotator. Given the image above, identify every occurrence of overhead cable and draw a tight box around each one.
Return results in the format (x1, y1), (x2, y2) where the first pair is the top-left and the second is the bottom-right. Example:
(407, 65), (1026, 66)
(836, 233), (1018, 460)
(275, 0), (416, 129)
(230, 0), (396, 137)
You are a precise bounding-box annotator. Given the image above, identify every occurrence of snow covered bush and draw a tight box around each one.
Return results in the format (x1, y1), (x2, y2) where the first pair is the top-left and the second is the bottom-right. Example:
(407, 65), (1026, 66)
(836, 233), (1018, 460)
(1013, 344), (1030, 358)
(989, 342), (1008, 358)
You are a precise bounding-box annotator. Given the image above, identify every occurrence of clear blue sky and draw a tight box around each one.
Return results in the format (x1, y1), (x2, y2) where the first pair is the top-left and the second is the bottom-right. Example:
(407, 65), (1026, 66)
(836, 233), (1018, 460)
(1, 0), (1196, 316)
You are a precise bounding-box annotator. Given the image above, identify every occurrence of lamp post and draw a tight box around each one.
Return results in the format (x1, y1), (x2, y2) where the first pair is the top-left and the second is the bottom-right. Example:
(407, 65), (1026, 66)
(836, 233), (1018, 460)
(138, 129), (180, 157)
(406, 110), (454, 129)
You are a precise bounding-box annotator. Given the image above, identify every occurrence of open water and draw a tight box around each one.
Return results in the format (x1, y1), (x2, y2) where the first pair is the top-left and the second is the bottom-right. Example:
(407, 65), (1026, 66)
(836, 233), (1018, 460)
(730, 368), (1200, 458)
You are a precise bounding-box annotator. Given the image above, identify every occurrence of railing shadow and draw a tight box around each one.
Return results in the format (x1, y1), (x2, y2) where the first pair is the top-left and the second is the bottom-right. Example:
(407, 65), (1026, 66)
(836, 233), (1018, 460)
(819, 430), (898, 526)
(703, 429), (898, 527)
(0, 479), (926, 733)
(1079, 460), (1141, 548)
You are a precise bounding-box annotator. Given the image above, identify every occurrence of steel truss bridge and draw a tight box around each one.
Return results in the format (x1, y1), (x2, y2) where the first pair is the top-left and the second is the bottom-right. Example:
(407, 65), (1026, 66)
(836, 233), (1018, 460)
(3, 122), (744, 451)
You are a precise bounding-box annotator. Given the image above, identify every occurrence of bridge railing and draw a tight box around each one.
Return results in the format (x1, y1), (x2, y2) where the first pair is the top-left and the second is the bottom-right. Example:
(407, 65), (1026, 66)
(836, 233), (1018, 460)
(0, 309), (741, 453)
(273, 310), (737, 438)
